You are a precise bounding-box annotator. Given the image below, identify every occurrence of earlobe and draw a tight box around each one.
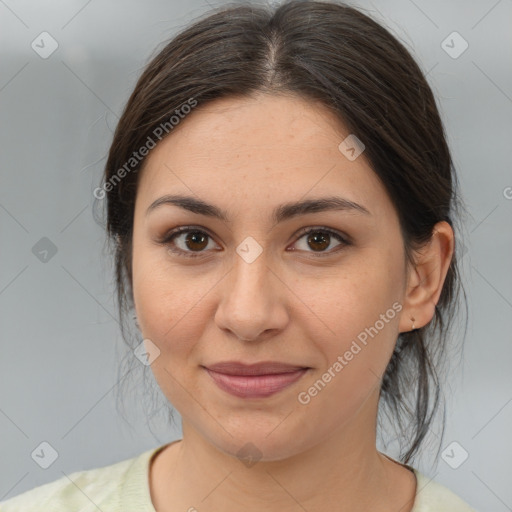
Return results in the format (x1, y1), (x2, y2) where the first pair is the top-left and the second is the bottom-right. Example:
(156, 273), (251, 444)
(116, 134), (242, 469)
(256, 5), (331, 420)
(399, 221), (454, 333)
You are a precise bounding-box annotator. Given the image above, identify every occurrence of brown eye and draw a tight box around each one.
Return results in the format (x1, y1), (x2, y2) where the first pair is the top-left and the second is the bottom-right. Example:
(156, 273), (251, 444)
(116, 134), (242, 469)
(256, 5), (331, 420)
(182, 231), (209, 251)
(306, 231), (331, 252)
(291, 227), (350, 256)
(161, 227), (218, 258)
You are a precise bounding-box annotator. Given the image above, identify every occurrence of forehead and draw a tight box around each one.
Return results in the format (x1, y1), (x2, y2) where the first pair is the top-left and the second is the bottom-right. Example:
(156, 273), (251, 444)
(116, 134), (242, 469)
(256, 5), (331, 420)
(135, 93), (394, 222)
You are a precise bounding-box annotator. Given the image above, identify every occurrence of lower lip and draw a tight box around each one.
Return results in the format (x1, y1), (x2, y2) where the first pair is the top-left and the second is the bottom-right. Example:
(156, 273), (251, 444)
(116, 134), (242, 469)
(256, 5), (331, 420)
(204, 368), (309, 398)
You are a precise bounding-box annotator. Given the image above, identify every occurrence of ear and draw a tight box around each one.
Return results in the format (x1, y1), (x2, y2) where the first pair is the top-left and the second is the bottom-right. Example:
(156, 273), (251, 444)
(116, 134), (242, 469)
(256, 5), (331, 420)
(399, 221), (455, 333)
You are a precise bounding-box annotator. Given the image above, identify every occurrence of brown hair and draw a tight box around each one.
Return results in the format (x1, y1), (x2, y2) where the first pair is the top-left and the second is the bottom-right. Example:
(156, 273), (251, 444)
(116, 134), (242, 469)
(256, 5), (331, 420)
(95, 0), (468, 464)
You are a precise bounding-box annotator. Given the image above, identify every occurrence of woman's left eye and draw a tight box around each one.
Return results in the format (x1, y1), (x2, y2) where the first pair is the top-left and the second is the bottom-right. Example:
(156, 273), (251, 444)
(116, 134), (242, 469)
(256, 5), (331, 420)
(291, 227), (350, 256)
(159, 226), (350, 259)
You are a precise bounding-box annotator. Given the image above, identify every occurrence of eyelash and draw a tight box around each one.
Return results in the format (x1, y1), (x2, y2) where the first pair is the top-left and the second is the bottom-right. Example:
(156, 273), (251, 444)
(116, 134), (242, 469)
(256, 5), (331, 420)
(158, 225), (351, 259)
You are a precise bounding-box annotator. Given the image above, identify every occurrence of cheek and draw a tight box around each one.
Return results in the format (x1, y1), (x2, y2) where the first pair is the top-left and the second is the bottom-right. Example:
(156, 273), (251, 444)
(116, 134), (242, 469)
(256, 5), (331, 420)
(297, 252), (403, 384)
(295, 284), (402, 425)
(132, 247), (216, 356)
(132, 244), (176, 333)
(300, 250), (403, 333)
(134, 274), (193, 343)
(132, 262), (210, 406)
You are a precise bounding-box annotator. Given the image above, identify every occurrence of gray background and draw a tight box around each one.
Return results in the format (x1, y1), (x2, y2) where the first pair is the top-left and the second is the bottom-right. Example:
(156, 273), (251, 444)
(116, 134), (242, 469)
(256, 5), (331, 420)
(1, 0), (511, 510)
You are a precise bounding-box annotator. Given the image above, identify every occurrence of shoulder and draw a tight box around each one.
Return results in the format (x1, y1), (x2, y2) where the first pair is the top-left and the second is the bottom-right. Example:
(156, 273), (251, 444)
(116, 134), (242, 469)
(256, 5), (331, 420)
(0, 447), (157, 512)
(412, 469), (478, 511)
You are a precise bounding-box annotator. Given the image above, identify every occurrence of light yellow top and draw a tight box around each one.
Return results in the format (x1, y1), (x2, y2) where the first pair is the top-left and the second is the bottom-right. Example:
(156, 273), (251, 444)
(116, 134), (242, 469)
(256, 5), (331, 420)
(0, 443), (477, 511)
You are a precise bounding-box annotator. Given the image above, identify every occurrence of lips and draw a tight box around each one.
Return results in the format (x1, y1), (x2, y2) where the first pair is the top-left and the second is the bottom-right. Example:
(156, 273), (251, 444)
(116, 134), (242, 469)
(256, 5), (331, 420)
(204, 361), (309, 376)
(203, 361), (310, 398)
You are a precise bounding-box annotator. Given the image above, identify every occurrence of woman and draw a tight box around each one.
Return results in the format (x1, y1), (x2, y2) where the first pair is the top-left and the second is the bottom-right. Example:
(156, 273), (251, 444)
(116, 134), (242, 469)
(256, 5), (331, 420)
(0, 1), (477, 510)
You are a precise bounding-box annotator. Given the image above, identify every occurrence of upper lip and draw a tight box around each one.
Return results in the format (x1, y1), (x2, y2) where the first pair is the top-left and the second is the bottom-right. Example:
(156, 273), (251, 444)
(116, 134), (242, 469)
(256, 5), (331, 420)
(203, 361), (310, 376)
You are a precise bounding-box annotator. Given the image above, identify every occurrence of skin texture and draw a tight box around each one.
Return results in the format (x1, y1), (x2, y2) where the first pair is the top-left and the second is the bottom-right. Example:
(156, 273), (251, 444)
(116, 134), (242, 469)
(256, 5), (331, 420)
(131, 92), (454, 512)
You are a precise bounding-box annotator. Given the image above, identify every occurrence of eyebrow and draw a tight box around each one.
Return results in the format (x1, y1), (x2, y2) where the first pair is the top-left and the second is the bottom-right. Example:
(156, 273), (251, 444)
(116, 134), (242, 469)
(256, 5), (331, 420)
(146, 194), (371, 223)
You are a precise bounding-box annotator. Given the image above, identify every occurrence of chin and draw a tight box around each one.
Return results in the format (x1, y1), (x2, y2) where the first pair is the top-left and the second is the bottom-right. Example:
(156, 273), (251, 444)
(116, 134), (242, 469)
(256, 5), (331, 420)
(205, 424), (312, 464)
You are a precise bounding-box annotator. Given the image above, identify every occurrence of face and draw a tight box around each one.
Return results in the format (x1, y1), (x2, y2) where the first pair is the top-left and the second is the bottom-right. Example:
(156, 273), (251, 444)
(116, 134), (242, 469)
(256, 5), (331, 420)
(131, 93), (410, 461)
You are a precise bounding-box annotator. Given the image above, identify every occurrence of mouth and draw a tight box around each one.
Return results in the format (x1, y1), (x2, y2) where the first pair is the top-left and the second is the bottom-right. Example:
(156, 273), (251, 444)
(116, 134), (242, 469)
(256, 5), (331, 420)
(202, 361), (311, 399)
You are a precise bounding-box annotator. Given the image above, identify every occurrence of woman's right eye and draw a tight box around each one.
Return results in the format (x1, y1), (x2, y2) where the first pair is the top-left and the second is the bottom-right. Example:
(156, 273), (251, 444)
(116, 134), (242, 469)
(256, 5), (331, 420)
(160, 227), (218, 259)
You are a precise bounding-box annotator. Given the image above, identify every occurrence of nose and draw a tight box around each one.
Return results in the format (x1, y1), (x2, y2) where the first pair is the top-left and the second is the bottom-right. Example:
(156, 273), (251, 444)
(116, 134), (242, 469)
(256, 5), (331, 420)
(214, 251), (289, 342)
